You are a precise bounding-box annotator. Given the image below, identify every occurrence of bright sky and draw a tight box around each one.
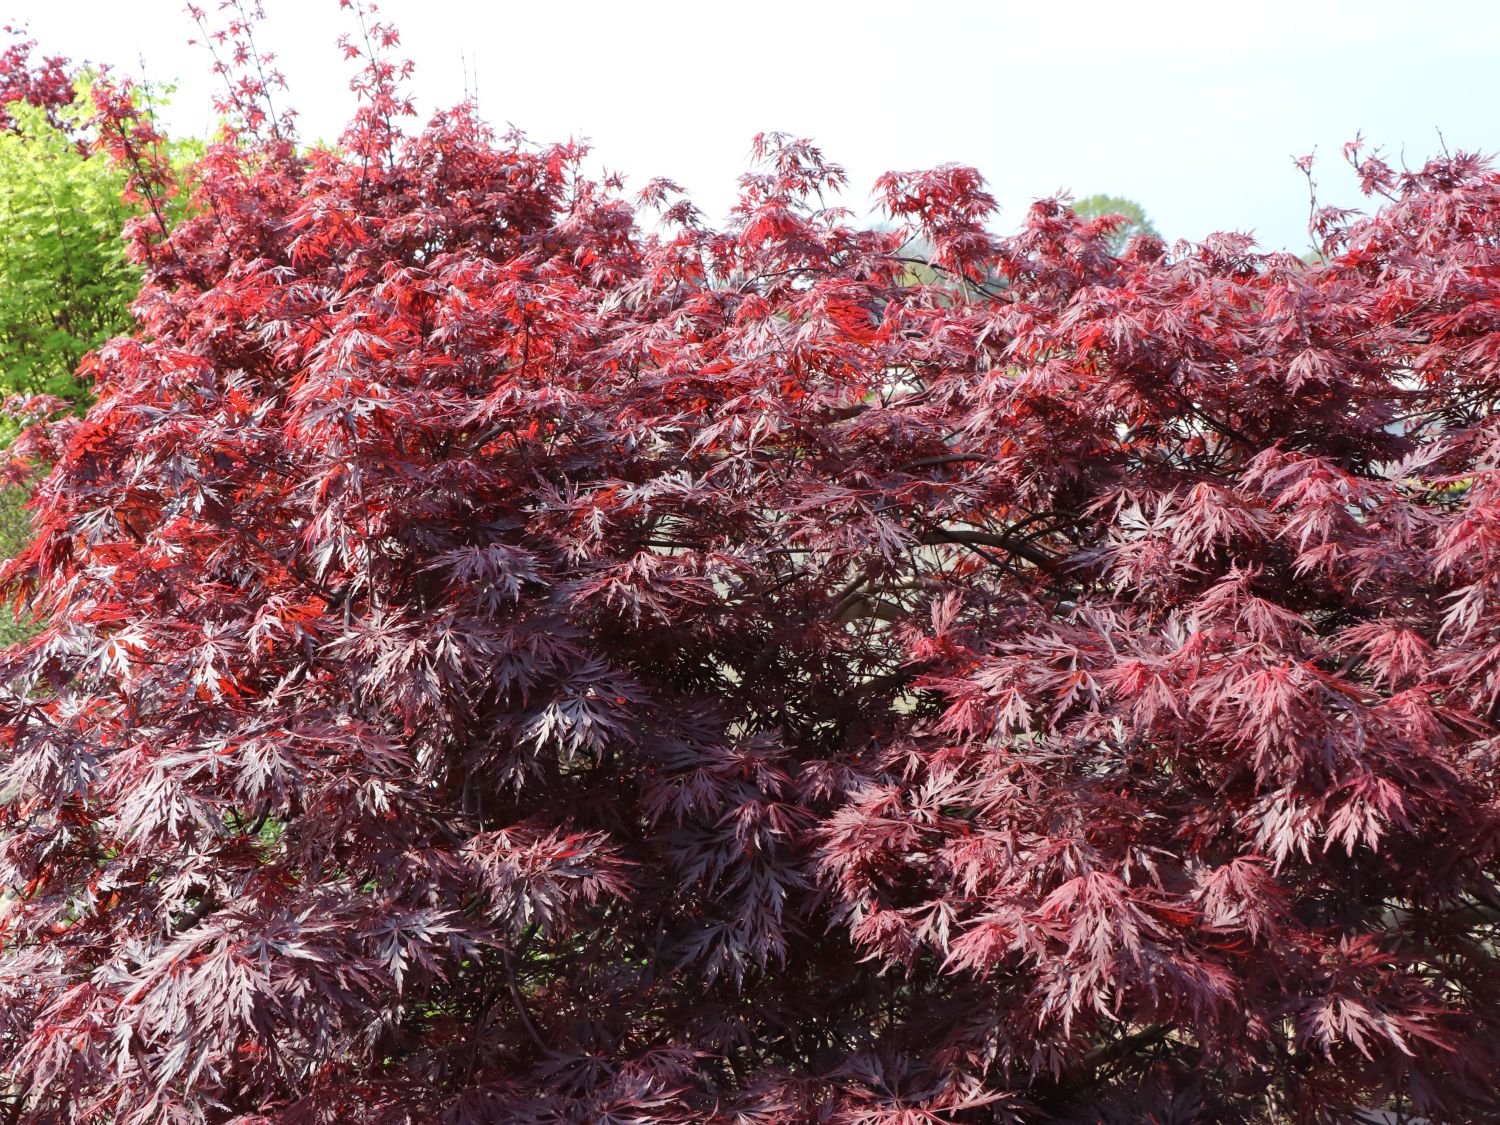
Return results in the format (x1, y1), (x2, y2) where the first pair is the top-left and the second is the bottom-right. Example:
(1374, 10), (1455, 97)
(11, 0), (1500, 251)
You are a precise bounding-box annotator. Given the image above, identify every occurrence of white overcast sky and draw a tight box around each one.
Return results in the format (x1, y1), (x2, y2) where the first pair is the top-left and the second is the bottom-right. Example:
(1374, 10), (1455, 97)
(10, 0), (1500, 251)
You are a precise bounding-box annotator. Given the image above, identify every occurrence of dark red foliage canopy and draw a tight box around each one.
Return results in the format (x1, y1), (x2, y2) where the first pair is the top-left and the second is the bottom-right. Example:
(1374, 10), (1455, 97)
(2, 12), (1500, 1123)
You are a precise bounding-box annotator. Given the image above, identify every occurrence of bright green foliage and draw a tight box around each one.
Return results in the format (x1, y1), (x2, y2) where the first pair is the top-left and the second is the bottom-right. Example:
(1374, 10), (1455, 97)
(1072, 192), (1161, 252)
(0, 85), (143, 401)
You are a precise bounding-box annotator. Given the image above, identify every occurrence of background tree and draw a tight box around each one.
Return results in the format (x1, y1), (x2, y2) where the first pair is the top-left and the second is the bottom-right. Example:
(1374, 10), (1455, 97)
(0, 64), (183, 402)
(1071, 191), (1162, 252)
(1, 8), (1499, 1124)
(0, 94), (140, 400)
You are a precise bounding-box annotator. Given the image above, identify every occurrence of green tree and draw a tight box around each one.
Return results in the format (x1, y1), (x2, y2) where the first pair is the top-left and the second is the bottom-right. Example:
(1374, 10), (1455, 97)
(1071, 192), (1161, 253)
(0, 87), (144, 400)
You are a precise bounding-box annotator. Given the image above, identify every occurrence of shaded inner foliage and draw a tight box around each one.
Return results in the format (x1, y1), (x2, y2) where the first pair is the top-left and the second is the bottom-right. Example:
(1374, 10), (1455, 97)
(1, 10), (1499, 1123)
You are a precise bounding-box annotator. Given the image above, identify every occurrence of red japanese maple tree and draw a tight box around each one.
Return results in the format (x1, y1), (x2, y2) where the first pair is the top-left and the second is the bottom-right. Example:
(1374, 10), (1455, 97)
(0, 27), (77, 137)
(1, 7), (1499, 1122)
